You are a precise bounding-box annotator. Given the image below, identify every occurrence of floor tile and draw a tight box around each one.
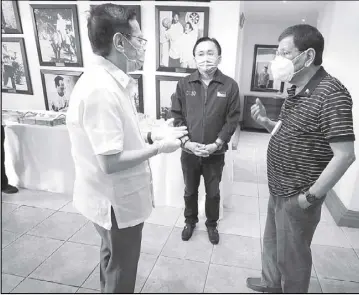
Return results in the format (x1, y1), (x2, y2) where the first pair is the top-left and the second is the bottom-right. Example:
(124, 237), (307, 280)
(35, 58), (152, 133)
(76, 288), (100, 293)
(12, 278), (78, 293)
(211, 234), (261, 270)
(309, 277), (323, 293)
(231, 182), (258, 197)
(142, 256), (208, 293)
(257, 183), (270, 198)
(30, 241), (99, 287)
(320, 204), (337, 225)
(233, 167), (258, 183)
(2, 206), (55, 235)
(161, 228), (213, 263)
(1, 189), (71, 210)
(146, 206), (182, 227)
(234, 158), (257, 173)
(59, 201), (80, 214)
(69, 222), (101, 246)
(141, 223), (172, 256)
(28, 211), (87, 241)
(2, 234), (63, 277)
(218, 211), (261, 238)
(175, 209), (208, 232)
(319, 278), (359, 293)
(223, 195), (259, 215)
(1, 274), (24, 293)
(312, 223), (352, 248)
(1, 203), (20, 218)
(80, 265), (99, 291)
(204, 264), (261, 293)
(342, 226), (359, 248)
(2, 230), (18, 248)
(312, 244), (359, 282)
(258, 197), (269, 215)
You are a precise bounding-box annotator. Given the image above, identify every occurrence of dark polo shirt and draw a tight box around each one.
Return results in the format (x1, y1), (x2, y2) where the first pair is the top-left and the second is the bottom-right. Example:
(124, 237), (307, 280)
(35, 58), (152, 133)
(267, 66), (355, 198)
(171, 69), (240, 154)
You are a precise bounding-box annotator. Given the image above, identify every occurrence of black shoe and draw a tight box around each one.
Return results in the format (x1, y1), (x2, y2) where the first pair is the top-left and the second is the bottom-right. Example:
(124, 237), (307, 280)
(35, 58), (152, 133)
(1, 184), (18, 194)
(207, 227), (219, 245)
(182, 224), (195, 241)
(246, 277), (282, 293)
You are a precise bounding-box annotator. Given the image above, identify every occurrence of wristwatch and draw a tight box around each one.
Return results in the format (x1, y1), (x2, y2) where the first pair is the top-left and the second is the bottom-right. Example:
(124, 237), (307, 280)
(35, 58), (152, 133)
(214, 141), (223, 150)
(304, 190), (321, 204)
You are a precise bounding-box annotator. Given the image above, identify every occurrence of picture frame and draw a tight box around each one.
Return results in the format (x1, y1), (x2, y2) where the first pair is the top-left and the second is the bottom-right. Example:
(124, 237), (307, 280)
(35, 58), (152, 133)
(129, 74), (144, 114)
(156, 75), (185, 120)
(1, 0), (23, 34)
(2, 37), (33, 95)
(30, 4), (83, 67)
(40, 69), (83, 112)
(155, 5), (209, 73)
(250, 44), (284, 93)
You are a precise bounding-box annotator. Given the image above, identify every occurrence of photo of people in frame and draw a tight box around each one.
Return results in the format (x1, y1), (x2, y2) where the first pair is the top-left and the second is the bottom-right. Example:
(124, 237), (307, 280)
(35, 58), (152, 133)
(1, 1), (23, 34)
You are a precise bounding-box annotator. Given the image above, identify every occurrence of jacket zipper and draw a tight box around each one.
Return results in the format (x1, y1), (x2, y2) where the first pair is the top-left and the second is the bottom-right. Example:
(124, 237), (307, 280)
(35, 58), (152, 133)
(202, 82), (209, 144)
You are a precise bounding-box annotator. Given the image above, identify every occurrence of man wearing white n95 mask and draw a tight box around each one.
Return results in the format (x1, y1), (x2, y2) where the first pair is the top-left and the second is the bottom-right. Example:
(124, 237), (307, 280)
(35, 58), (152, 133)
(66, 4), (187, 293)
(247, 24), (355, 293)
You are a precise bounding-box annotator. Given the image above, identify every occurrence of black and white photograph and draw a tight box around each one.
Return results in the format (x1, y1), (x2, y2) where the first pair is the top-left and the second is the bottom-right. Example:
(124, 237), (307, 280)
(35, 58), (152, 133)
(156, 75), (185, 119)
(156, 6), (209, 73)
(1, 1), (23, 34)
(2, 38), (33, 95)
(129, 74), (144, 114)
(31, 4), (83, 67)
(40, 69), (82, 112)
(250, 44), (284, 93)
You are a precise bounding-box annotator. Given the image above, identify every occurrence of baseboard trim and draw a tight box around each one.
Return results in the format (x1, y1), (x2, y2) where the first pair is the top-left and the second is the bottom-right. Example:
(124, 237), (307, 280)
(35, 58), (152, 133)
(325, 189), (359, 228)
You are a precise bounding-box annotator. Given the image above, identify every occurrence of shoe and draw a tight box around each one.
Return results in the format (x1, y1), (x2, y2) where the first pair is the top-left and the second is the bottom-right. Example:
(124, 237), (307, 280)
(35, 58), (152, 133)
(246, 277), (282, 293)
(1, 184), (18, 194)
(207, 227), (219, 244)
(182, 223), (195, 241)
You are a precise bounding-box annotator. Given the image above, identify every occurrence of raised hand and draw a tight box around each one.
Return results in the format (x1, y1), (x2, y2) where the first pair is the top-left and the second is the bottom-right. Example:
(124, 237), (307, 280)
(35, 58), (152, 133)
(250, 98), (267, 125)
(151, 118), (188, 141)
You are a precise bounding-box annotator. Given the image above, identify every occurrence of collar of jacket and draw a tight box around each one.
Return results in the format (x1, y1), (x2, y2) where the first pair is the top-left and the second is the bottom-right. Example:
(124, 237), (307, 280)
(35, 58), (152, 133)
(188, 69), (225, 84)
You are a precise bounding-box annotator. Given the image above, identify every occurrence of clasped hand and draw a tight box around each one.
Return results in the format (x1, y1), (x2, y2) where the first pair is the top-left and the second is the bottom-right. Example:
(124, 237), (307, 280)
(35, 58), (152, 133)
(186, 142), (218, 157)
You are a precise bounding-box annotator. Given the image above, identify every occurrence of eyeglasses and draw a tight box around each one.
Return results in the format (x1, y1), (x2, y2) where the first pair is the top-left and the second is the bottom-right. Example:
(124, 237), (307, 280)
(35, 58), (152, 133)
(122, 33), (147, 47)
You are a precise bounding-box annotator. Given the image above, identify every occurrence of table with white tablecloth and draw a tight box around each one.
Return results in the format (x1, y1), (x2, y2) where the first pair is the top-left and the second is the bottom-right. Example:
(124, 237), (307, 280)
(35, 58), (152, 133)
(4, 123), (233, 219)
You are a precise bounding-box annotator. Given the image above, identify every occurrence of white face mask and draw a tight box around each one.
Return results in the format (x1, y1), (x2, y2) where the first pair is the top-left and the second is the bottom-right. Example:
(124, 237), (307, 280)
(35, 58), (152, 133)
(117, 35), (146, 72)
(270, 50), (309, 82)
(196, 57), (219, 76)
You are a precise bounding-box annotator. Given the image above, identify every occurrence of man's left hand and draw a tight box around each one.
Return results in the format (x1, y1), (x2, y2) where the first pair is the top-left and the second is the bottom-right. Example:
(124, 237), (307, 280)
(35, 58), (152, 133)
(297, 193), (312, 210)
(204, 143), (218, 155)
(151, 118), (188, 141)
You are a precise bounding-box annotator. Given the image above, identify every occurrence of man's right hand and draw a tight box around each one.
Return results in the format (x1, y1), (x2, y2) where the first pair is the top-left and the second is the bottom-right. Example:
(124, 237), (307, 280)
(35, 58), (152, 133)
(185, 141), (210, 157)
(251, 98), (268, 126)
(151, 118), (188, 141)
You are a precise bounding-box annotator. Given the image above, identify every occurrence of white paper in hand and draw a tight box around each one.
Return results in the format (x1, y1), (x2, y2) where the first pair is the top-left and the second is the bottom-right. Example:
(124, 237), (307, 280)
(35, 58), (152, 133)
(271, 120), (282, 136)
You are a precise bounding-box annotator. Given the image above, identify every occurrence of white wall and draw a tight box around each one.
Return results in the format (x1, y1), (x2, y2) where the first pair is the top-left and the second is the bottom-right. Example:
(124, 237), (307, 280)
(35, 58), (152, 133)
(317, 1), (359, 211)
(237, 18), (317, 121)
(1, 0), (241, 119)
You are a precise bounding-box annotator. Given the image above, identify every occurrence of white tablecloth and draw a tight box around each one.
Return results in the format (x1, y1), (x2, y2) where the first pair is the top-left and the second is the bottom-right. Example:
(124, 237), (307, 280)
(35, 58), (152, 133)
(4, 123), (233, 219)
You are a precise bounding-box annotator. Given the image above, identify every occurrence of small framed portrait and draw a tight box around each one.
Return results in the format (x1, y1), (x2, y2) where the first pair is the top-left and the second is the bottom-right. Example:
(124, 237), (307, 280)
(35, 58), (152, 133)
(2, 38), (33, 95)
(251, 44), (284, 93)
(156, 5), (209, 73)
(156, 75), (186, 120)
(40, 69), (82, 112)
(30, 4), (83, 67)
(1, 1), (23, 34)
(129, 74), (144, 114)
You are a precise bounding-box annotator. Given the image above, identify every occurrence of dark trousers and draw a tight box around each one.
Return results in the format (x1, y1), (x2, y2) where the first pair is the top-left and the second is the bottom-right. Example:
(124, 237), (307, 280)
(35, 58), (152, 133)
(181, 151), (225, 228)
(93, 208), (144, 293)
(261, 194), (323, 293)
(1, 125), (9, 189)
(3, 66), (15, 89)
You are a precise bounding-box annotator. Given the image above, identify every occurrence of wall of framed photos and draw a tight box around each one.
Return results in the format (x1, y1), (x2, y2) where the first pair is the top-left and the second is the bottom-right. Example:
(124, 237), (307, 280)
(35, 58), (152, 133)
(2, 0), (242, 119)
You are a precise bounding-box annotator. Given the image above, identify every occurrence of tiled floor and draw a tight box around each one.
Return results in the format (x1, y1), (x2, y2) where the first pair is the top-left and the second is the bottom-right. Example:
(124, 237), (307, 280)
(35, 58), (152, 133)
(2, 131), (359, 293)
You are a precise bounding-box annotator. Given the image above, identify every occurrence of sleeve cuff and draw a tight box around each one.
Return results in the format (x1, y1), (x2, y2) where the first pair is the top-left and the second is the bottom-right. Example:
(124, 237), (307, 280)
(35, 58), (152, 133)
(94, 144), (123, 156)
(328, 134), (355, 143)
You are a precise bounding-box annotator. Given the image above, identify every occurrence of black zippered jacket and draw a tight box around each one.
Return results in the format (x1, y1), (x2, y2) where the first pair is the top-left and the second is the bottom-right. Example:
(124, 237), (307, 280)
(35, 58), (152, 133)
(171, 69), (241, 154)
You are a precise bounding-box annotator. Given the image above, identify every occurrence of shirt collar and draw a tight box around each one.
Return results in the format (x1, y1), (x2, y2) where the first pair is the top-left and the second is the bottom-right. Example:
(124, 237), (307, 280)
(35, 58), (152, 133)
(296, 66), (328, 97)
(189, 69), (225, 84)
(92, 55), (131, 89)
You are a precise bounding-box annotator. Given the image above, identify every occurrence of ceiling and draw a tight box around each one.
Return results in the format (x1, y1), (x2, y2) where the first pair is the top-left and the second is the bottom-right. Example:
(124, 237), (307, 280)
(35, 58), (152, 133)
(242, 1), (329, 24)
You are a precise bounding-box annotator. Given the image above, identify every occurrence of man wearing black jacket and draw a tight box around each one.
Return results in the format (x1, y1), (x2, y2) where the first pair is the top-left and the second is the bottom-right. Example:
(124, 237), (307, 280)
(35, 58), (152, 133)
(171, 37), (241, 244)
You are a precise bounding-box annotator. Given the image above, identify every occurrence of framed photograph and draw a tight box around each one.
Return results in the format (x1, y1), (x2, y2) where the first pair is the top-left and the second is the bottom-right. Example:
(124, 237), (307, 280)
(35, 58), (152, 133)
(30, 4), (83, 67)
(129, 74), (144, 114)
(156, 75), (185, 120)
(2, 38), (33, 95)
(1, 1), (23, 34)
(251, 44), (284, 93)
(156, 5), (209, 73)
(40, 69), (82, 112)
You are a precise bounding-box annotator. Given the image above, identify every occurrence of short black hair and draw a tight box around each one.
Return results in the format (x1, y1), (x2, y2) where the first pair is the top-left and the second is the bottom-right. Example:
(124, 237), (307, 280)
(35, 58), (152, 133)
(192, 37), (222, 56)
(278, 24), (324, 65)
(185, 22), (193, 31)
(87, 4), (137, 57)
(54, 76), (64, 87)
(172, 11), (180, 18)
